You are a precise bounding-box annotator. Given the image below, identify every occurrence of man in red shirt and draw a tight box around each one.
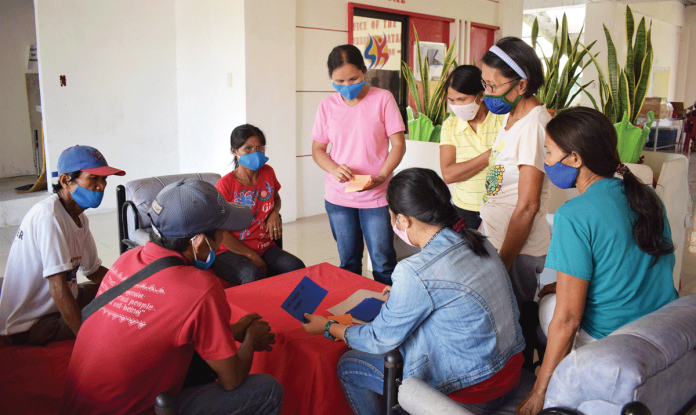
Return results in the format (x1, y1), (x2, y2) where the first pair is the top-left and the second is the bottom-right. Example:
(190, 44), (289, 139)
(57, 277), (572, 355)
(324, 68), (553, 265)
(61, 179), (282, 415)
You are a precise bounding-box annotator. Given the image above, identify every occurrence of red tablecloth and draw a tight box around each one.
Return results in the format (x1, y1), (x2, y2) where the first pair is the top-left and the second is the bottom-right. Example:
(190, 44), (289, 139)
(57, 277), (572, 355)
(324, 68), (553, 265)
(225, 263), (386, 415)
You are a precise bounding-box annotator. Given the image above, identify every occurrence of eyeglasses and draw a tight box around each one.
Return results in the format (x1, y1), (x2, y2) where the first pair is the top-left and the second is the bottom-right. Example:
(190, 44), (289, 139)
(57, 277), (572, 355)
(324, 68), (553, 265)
(481, 79), (519, 94)
(239, 145), (267, 153)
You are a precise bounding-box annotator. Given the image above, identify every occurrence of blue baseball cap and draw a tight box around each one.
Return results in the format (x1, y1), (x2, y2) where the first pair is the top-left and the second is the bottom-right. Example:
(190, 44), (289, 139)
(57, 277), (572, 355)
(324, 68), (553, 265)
(57, 145), (125, 177)
(148, 178), (252, 238)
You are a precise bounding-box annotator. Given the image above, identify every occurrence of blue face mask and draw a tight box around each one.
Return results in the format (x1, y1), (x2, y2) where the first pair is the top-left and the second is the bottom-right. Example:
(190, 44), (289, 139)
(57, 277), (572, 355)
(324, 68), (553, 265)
(70, 184), (104, 210)
(238, 152), (269, 171)
(483, 81), (522, 115)
(192, 236), (216, 270)
(333, 81), (365, 100)
(544, 154), (578, 189)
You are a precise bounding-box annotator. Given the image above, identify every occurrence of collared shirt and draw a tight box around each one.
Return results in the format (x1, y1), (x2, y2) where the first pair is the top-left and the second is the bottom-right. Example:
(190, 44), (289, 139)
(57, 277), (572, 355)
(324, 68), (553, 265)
(439, 111), (504, 211)
(344, 228), (525, 395)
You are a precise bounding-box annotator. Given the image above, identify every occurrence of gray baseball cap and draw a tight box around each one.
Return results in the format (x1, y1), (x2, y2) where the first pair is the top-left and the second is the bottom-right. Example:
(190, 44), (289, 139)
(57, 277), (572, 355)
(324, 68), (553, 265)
(148, 178), (252, 238)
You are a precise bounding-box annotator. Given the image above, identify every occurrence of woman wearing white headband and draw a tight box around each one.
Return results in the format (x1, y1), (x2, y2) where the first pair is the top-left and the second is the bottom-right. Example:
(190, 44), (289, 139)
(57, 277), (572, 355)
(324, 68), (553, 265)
(478, 38), (550, 316)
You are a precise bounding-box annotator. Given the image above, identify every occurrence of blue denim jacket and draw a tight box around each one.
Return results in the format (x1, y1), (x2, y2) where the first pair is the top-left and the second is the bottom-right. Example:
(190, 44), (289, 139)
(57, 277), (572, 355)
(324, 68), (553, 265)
(344, 228), (525, 394)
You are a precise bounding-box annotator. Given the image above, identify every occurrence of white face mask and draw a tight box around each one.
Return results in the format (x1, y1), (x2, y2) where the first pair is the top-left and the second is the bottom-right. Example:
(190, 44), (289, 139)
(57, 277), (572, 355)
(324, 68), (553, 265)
(450, 99), (480, 122)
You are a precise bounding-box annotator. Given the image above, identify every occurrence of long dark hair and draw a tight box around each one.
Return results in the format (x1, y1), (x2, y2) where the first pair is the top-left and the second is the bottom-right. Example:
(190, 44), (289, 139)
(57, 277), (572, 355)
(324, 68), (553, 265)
(230, 124), (267, 169)
(327, 44), (367, 77)
(387, 168), (489, 257)
(547, 107), (674, 263)
(480, 37), (543, 98)
(444, 65), (484, 96)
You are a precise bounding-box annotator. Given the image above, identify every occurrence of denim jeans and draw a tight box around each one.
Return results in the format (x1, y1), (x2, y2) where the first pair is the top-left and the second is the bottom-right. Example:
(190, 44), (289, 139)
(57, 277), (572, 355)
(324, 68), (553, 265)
(176, 373), (283, 415)
(338, 350), (520, 415)
(213, 245), (306, 286)
(324, 200), (396, 285)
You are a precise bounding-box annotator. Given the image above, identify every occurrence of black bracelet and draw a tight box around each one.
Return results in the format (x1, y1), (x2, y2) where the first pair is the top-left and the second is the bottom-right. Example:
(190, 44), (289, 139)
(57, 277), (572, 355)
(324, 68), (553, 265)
(324, 320), (338, 341)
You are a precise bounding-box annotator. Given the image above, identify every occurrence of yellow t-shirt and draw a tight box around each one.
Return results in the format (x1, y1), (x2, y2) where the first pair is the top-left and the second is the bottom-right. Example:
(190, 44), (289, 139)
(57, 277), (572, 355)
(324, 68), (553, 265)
(439, 111), (504, 211)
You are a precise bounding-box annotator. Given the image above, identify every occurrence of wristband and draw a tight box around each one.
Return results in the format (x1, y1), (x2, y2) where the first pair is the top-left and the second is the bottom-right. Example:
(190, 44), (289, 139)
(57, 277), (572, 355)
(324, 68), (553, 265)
(324, 320), (338, 341)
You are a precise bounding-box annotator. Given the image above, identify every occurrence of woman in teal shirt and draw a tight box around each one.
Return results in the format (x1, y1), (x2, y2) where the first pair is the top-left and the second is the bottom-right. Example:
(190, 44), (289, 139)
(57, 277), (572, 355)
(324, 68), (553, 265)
(516, 107), (678, 415)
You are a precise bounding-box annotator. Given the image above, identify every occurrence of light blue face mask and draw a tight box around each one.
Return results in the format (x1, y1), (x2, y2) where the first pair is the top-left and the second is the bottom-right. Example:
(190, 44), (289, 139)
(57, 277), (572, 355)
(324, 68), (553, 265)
(238, 152), (269, 171)
(333, 80), (365, 100)
(70, 184), (104, 210)
(192, 236), (216, 270)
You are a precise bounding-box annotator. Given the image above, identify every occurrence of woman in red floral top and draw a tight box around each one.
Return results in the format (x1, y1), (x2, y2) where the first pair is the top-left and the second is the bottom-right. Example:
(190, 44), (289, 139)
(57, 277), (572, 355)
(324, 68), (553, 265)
(213, 124), (305, 285)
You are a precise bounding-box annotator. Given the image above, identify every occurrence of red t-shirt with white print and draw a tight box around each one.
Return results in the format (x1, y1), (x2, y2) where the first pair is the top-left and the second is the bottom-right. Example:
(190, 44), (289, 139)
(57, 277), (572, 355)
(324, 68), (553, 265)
(60, 242), (237, 415)
(215, 165), (281, 255)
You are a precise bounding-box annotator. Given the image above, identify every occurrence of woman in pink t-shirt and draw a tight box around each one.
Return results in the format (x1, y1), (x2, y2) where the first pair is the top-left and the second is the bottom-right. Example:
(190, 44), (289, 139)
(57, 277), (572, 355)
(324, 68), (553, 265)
(213, 124), (305, 285)
(311, 44), (406, 285)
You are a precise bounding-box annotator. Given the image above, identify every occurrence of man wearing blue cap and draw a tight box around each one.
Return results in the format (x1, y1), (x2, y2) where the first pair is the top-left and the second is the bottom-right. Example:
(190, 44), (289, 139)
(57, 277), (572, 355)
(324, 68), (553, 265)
(61, 178), (282, 415)
(0, 145), (125, 345)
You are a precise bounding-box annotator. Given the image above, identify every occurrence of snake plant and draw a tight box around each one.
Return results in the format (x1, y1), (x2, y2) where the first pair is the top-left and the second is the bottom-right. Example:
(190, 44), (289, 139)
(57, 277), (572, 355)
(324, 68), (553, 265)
(532, 14), (597, 110)
(401, 26), (458, 127)
(583, 5), (653, 124)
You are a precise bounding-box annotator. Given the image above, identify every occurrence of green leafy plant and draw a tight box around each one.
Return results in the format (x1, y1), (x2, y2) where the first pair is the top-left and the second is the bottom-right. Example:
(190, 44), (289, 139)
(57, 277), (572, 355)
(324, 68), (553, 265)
(531, 14), (597, 110)
(583, 5), (653, 124)
(401, 26), (458, 127)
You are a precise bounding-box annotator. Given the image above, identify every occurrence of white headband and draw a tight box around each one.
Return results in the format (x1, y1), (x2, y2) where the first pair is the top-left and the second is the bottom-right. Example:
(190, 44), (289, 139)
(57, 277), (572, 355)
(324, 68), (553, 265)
(489, 45), (527, 80)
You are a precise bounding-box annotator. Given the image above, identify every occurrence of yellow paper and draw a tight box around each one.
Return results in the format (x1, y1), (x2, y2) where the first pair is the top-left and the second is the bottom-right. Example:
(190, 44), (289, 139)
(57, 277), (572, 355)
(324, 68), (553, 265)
(345, 175), (372, 193)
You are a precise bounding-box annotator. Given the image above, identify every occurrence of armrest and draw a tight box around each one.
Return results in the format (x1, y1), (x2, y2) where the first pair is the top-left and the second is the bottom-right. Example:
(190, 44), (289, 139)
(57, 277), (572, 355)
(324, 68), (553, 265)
(384, 348), (404, 415)
(398, 378), (476, 415)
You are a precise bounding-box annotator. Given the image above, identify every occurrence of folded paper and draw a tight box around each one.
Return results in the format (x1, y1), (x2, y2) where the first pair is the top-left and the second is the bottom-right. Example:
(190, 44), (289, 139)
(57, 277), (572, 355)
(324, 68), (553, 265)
(281, 276), (328, 323)
(345, 175), (372, 192)
(328, 289), (388, 324)
(328, 314), (354, 325)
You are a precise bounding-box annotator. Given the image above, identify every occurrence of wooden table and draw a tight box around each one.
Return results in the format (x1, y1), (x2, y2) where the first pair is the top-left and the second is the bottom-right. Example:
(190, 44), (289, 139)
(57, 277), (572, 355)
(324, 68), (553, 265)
(225, 263), (386, 415)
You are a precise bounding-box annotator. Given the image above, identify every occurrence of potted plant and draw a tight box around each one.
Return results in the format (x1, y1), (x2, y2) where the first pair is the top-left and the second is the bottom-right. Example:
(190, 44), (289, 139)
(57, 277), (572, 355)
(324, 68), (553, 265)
(531, 14), (597, 113)
(583, 5), (654, 162)
(401, 26), (458, 142)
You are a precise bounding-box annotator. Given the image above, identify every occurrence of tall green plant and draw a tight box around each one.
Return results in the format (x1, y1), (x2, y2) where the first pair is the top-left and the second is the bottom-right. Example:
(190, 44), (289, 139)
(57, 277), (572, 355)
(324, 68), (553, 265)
(531, 14), (597, 110)
(401, 26), (458, 127)
(583, 5), (653, 124)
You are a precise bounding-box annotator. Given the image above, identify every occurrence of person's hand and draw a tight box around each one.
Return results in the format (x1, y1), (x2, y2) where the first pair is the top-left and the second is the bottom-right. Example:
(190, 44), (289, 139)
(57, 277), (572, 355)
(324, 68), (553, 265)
(300, 313), (329, 336)
(247, 252), (267, 276)
(538, 282), (557, 298)
(331, 164), (354, 183)
(515, 388), (546, 415)
(244, 319), (276, 352)
(232, 313), (262, 342)
(361, 175), (386, 191)
(381, 286), (391, 297)
(265, 211), (282, 241)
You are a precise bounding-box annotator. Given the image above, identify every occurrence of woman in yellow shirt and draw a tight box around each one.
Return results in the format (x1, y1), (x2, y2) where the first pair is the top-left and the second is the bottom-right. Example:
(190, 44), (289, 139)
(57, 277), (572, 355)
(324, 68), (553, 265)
(440, 65), (504, 229)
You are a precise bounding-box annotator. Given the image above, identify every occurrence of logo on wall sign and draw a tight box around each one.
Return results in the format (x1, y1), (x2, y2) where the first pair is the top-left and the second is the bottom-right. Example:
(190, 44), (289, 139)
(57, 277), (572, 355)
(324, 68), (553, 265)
(364, 33), (390, 69)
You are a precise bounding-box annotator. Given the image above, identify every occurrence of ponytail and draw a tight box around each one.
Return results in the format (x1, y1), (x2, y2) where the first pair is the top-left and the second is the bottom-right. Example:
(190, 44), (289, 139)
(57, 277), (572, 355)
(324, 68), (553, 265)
(387, 168), (490, 258)
(620, 169), (674, 265)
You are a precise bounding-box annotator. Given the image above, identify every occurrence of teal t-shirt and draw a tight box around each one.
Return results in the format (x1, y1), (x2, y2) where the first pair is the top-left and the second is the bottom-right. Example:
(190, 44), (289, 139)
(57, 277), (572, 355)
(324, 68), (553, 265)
(545, 178), (678, 339)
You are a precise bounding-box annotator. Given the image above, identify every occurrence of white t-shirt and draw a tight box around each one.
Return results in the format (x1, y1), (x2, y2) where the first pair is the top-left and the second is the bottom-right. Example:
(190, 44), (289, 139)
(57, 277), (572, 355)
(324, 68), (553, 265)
(479, 104), (551, 257)
(0, 194), (101, 335)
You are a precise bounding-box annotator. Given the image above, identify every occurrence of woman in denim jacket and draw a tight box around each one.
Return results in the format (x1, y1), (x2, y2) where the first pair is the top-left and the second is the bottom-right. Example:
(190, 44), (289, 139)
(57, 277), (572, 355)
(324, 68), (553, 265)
(303, 168), (525, 415)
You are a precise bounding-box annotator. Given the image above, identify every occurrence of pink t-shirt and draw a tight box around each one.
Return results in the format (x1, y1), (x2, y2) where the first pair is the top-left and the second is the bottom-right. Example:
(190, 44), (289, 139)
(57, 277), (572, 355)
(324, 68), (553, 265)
(311, 87), (405, 208)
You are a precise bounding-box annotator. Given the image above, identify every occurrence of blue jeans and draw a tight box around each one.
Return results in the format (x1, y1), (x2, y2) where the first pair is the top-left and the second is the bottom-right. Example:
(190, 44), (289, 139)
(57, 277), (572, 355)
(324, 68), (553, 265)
(213, 245), (306, 286)
(325, 200), (396, 285)
(338, 350), (520, 415)
(176, 373), (283, 415)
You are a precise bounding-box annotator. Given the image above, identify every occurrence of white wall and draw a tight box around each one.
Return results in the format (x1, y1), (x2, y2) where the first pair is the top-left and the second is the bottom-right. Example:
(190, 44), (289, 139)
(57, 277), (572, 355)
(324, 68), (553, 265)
(677, 5), (696, 106)
(175, 0), (247, 178)
(581, 1), (685, 108)
(245, 0), (298, 222)
(295, 0), (515, 218)
(34, 0), (180, 213)
(0, 0), (38, 178)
